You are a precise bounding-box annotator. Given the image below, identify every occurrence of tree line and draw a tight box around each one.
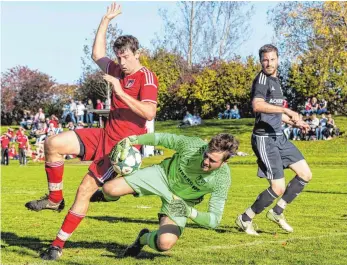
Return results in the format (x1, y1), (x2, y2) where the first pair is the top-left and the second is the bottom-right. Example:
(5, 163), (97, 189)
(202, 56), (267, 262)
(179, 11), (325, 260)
(1, 2), (346, 125)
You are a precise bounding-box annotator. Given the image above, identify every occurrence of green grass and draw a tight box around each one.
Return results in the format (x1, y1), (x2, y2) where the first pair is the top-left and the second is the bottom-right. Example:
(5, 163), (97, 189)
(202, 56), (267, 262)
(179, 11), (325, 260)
(1, 117), (347, 265)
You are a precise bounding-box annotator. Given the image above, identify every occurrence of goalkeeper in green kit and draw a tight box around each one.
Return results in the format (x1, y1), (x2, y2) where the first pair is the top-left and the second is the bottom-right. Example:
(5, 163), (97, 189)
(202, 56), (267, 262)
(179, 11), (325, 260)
(102, 132), (239, 257)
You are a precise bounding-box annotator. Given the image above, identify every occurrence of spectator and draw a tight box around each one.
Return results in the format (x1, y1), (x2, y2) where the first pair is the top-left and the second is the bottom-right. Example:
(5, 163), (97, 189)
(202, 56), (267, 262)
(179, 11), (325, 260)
(75, 121), (84, 130)
(1, 133), (11, 165)
(67, 121), (75, 131)
(318, 98), (328, 115)
(55, 123), (64, 134)
(310, 97), (319, 114)
(69, 99), (77, 124)
(47, 123), (57, 137)
(8, 144), (19, 160)
(326, 113), (339, 139)
(48, 115), (59, 128)
(26, 115), (34, 130)
(34, 108), (45, 130)
(231, 105), (241, 119)
(302, 98), (312, 116)
(96, 99), (104, 110)
(6, 128), (15, 142)
(76, 101), (86, 123)
(191, 112), (202, 126)
(85, 99), (94, 128)
(61, 102), (71, 125)
(316, 113), (328, 140)
(17, 130), (29, 165)
(35, 123), (48, 144)
(307, 114), (319, 140)
(282, 122), (292, 139)
(218, 103), (232, 119)
(178, 111), (194, 127)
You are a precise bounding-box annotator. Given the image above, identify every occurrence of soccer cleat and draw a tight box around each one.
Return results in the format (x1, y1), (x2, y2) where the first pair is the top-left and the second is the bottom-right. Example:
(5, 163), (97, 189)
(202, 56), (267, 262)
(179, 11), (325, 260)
(25, 194), (65, 212)
(235, 215), (259, 236)
(90, 189), (120, 203)
(266, 209), (293, 233)
(123, 228), (150, 257)
(40, 245), (63, 260)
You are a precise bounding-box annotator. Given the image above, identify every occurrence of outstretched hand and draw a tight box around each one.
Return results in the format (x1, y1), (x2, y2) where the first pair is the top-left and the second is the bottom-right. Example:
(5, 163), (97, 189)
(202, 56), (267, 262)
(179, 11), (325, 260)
(103, 2), (122, 21)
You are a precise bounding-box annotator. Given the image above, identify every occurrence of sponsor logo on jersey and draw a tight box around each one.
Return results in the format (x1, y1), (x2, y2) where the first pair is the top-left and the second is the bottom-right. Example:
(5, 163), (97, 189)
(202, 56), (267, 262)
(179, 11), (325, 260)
(125, 79), (135, 88)
(271, 86), (275, 91)
(196, 175), (206, 186)
(178, 167), (200, 192)
(269, 98), (284, 104)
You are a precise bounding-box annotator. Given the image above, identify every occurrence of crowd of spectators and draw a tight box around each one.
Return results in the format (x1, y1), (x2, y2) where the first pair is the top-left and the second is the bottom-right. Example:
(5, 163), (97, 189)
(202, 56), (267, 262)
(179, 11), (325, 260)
(301, 97), (328, 116)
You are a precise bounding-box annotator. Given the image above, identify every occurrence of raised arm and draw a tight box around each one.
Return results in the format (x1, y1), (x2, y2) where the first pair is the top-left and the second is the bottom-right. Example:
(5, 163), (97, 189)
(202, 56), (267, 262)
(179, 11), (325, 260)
(92, 3), (122, 62)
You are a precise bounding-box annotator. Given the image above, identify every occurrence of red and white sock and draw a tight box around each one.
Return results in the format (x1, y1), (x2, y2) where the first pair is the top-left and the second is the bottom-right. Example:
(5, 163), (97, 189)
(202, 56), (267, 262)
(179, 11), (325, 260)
(45, 161), (64, 203)
(52, 210), (85, 249)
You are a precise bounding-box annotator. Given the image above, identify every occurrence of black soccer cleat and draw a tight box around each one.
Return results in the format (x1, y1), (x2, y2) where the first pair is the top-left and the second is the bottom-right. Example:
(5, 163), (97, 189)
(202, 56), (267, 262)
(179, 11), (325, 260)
(90, 189), (108, 202)
(25, 194), (65, 212)
(123, 228), (150, 258)
(40, 245), (63, 260)
(90, 189), (120, 203)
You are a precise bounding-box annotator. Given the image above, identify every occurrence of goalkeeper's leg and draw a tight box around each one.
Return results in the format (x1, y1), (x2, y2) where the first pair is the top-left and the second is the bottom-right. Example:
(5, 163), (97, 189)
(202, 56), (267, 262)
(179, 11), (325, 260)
(123, 215), (181, 257)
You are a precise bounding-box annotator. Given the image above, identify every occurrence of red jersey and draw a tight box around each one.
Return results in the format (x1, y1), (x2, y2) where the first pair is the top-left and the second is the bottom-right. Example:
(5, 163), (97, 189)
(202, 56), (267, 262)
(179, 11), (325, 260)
(8, 147), (17, 158)
(105, 62), (158, 141)
(16, 134), (28, 149)
(6, 130), (14, 140)
(1, 135), (10, 148)
(49, 120), (58, 128)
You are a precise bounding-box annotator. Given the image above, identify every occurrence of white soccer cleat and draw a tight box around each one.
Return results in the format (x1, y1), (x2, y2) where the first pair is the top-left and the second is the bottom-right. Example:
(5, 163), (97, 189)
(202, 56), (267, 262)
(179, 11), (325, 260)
(266, 209), (294, 233)
(235, 215), (259, 236)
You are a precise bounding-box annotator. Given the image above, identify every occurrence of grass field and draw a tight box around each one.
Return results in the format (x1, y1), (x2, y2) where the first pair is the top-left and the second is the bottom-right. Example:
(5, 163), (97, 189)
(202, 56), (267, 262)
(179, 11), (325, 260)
(1, 117), (347, 265)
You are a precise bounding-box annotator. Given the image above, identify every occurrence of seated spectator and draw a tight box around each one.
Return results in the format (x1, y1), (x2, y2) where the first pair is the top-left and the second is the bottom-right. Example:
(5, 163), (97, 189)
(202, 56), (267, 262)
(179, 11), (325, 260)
(282, 122), (292, 139)
(307, 114), (319, 140)
(48, 115), (59, 128)
(302, 97), (312, 116)
(326, 113), (340, 140)
(310, 97), (319, 114)
(8, 144), (19, 160)
(33, 143), (45, 162)
(20, 118), (27, 129)
(67, 121), (75, 131)
(55, 123), (64, 134)
(26, 115), (34, 130)
(317, 98), (328, 115)
(96, 99), (104, 110)
(46, 123), (57, 137)
(230, 105), (241, 119)
(191, 112), (202, 126)
(292, 114), (304, 140)
(75, 121), (85, 130)
(35, 123), (48, 144)
(316, 114), (328, 140)
(218, 103), (232, 119)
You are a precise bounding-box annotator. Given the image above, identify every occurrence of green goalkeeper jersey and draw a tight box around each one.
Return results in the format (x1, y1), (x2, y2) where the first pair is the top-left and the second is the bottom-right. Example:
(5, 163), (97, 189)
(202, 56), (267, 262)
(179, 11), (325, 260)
(137, 133), (231, 229)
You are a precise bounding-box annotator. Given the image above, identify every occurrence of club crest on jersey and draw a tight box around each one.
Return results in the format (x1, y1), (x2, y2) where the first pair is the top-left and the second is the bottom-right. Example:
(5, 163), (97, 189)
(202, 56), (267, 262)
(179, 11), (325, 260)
(196, 175), (206, 186)
(125, 79), (135, 88)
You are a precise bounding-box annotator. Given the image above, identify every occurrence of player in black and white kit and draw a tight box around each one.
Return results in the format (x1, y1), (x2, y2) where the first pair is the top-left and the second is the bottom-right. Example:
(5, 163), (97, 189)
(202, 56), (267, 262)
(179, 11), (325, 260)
(236, 44), (312, 235)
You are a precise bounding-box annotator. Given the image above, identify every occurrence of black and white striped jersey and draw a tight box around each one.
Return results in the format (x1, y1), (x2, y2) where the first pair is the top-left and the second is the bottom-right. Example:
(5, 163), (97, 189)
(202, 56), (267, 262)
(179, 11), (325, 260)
(251, 71), (284, 136)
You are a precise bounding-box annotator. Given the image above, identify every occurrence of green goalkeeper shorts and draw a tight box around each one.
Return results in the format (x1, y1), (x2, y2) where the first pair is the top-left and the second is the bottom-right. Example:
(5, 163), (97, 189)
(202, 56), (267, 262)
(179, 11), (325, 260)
(124, 165), (194, 233)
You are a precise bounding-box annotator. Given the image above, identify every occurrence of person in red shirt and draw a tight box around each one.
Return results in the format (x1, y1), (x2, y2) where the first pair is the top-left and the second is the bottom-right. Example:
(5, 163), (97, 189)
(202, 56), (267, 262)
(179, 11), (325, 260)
(1, 134), (11, 165)
(26, 3), (159, 260)
(8, 144), (19, 160)
(48, 115), (59, 128)
(96, 99), (104, 110)
(16, 132), (29, 165)
(6, 128), (14, 142)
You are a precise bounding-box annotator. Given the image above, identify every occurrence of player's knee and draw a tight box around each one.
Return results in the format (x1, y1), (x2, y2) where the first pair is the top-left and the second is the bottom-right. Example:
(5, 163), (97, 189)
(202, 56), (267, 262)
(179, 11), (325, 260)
(77, 183), (97, 200)
(299, 170), (312, 182)
(271, 184), (286, 196)
(157, 234), (177, 251)
(44, 135), (61, 155)
(102, 184), (120, 197)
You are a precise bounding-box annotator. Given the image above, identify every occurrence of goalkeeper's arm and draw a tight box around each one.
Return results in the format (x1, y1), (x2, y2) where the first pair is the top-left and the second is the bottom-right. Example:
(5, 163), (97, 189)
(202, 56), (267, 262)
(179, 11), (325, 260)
(188, 195), (225, 229)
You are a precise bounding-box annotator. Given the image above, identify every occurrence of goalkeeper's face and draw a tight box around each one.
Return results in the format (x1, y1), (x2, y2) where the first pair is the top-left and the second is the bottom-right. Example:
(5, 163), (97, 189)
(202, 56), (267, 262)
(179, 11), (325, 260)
(201, 151), (226, 172)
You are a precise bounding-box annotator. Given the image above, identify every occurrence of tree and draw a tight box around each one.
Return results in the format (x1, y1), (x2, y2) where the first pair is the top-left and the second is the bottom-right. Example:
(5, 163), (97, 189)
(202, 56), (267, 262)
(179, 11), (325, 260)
(154, 2), (253, 66)
(269, 2), (347, 114)
(1, 66), (56, 117)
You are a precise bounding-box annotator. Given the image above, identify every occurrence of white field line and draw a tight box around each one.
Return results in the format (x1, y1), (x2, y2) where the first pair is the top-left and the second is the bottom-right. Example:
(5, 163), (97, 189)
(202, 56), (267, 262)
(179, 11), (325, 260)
(203, 232), (347, 250)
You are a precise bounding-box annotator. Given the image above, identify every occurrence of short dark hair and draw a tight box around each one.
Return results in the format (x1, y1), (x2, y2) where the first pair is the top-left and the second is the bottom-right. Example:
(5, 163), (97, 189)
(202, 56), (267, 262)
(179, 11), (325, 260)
(113, 35), (140, 54)
(259, 44), (278, 60)
(208, 133), (239, 161)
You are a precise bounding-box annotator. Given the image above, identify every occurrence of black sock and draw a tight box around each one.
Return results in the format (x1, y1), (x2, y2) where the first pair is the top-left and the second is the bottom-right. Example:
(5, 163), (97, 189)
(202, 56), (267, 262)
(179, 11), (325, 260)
(243, 187), (279, 221)
(281, 175), (308, 205)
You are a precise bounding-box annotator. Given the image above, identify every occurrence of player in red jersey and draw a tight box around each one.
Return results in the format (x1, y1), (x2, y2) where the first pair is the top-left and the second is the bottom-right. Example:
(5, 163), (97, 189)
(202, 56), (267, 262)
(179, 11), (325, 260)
(16, 132), (29, 165)
(25, 2), (158, 260)
(1, 133), (11, 165)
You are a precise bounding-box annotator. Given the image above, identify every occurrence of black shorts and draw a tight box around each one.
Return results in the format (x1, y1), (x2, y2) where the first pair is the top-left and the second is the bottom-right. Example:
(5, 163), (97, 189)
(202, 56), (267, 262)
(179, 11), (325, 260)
(251, 134), (305, 180)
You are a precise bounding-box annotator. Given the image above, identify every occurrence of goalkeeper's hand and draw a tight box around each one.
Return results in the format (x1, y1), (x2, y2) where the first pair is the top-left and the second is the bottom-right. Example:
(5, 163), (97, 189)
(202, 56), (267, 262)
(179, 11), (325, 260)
(168, 195), (192, 218)
(109, 135), (138, 162)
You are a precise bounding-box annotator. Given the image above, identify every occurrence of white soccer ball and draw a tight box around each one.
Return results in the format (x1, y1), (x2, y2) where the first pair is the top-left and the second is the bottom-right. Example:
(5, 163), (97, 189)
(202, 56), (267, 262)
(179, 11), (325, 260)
(112, 146), (142, 176)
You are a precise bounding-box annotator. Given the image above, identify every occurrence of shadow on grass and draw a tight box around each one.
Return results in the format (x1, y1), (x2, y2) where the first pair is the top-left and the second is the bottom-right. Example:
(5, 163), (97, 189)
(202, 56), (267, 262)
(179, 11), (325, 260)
(304, 190), (347, 195)
(1, 231), (166, 260)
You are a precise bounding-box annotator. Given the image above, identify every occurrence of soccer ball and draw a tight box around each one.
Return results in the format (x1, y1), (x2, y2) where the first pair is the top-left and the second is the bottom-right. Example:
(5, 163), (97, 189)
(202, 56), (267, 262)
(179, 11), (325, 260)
(112, 146), (142, 176)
